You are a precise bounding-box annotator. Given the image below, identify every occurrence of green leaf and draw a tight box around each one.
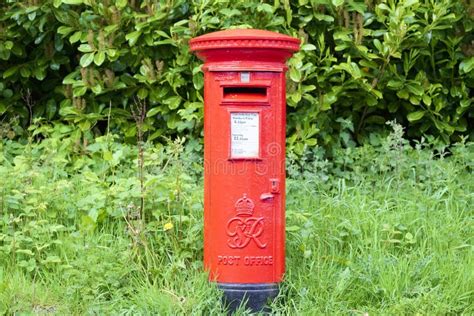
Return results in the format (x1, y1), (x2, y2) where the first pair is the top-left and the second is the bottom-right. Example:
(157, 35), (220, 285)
(314, 14), (334, 22)
(33, 67), (46, 80)
(155, 30), (171, 38)
(460, 99), (470, 108)
(404, 0), (419, 7)
(16, 249), (34, 256)
(147, 107), (160, 117)
(289, 67), (301, 82)
(79, 120), (91, 131)
(0, 101), (7, 114)
(78, 44), (94, 53)
(106, 49), (118, 58)
(407, 111), (425, 122)
(193, 73), (203, 90)
(46, 99), (57, 120)
(165, 96), (181, 110)
(3, 66), (19, 78)
(137, 88), (148, 99)
(28, 11), (36, 21)
(80, 53), (94, 67)
(257, 3), (273, 13)
(4, 41), (13, 50)
(321, 92), (337, 111)
(373, 39), (383, 54)
(41, 256), (62, 264)
(286, 226), (300, 232)
(365, 115), (386, 124)
(69, 31), (82, 43)
(91, 84), (102, 94)
(336, 62), (362, 79)
(459, 57), (474, 75)
(387, 79), (404, 89)
(3, 89), (13, 98)
(116, 0), (127, 9)
(63, 70), (79, 84)
(94, 51), (106, 66)
(422, 94), (432, 106)
(406, 83), (424, 96)
(409, 95), (420, 105)
(301, 44), (316, 51)
(62, 0), (83, 4)
(126, 31), (142, 46)
(397, 89), (409, 100)
(57, 26), (74, 35)
(73, 86), (87, 97)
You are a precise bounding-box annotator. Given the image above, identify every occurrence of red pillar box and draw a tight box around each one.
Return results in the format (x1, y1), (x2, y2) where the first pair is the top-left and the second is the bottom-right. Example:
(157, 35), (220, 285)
(190, 29), (300, 312)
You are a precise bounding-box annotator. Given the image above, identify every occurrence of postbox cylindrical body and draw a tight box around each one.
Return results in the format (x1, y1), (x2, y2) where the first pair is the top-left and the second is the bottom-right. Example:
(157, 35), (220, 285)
(190, 29), (300, 312)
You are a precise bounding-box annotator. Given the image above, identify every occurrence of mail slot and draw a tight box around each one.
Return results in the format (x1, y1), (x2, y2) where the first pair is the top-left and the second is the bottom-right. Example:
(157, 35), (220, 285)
(223, 86), (268, 102)
(190, 29), (300, 313)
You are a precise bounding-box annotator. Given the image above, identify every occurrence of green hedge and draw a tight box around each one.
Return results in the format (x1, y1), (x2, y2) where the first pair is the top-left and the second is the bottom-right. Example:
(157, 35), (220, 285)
(0, 0), (473, 152)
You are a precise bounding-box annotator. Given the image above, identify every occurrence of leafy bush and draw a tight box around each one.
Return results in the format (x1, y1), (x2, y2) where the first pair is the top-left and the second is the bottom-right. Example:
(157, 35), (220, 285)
(0, 0), (473, 149)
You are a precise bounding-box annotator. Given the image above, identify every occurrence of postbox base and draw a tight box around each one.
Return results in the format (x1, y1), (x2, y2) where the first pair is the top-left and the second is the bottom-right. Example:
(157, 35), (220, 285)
(218, 282), (279, 314)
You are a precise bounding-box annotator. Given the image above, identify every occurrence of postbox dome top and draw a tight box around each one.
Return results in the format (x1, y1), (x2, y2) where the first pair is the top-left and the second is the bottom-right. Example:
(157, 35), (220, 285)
(190, 29), (300, 67)
(189, 29), (300, 52)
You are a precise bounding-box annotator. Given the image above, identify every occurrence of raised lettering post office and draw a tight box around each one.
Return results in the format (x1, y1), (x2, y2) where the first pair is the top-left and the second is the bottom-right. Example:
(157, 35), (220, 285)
(190, 29), (300, 312)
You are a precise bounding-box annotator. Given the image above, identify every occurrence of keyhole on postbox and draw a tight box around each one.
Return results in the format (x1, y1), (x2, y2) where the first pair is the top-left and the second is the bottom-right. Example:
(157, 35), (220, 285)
(270, 178), (279, 194)
(260, 179), (280, 201)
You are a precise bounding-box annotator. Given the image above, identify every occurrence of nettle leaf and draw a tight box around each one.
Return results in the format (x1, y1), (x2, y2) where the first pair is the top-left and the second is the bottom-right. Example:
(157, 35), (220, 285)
(407, 110), (425, 122)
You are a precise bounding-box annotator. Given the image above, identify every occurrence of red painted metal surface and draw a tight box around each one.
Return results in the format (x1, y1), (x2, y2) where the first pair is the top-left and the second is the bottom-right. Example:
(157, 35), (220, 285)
(190, 29), (300, 284)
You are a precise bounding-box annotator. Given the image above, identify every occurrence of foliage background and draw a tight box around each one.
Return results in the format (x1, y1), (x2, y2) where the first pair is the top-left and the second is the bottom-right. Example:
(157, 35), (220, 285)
(0, 0), (473, 152)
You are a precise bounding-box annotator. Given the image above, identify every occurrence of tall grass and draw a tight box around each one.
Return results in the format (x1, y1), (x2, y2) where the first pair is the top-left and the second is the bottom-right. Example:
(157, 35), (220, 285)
(0, 127), (472, 314)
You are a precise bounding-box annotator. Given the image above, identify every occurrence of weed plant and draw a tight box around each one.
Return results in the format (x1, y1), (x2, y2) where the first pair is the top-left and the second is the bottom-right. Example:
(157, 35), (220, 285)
(0, 123), (472, 314)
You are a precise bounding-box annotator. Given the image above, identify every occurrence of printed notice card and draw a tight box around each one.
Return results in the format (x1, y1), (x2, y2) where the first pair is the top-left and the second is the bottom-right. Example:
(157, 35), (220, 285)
(230, 112), (260, 158)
